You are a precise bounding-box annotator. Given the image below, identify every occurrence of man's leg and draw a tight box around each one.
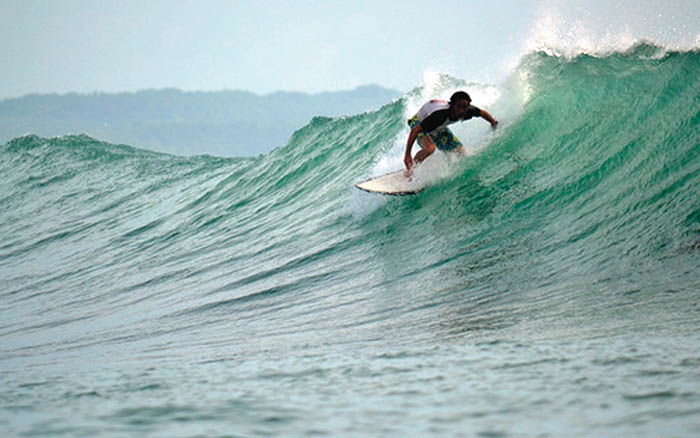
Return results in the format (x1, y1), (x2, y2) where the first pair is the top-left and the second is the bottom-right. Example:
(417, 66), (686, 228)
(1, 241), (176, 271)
(414, 135), (436, 164)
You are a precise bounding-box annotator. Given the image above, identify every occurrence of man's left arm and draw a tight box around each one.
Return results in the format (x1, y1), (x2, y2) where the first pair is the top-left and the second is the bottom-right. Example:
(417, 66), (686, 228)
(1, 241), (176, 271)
(480, 109), (498, 128)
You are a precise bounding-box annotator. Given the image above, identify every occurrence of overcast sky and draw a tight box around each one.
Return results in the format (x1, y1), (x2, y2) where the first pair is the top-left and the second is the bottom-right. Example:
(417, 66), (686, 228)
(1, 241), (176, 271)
(1, 0), (698, 99)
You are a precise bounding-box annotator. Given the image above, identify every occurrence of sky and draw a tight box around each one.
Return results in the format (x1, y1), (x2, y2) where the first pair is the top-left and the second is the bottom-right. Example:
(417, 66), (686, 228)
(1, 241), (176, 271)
(1, 0), (698, 100)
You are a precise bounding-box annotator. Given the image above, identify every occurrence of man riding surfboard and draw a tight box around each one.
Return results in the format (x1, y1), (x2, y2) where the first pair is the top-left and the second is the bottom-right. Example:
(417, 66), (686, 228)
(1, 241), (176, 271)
(404, 91), (498, 174)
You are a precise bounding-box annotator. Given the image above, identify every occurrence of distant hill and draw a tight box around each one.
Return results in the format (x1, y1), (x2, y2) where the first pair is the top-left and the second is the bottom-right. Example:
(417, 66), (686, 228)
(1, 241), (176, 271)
(0, 85), (402, 156)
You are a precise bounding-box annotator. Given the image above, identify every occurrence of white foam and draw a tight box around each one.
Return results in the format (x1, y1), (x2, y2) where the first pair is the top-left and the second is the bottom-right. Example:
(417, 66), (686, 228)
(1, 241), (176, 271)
(525, 9), (637, 58)
(522, 5), (700, 60)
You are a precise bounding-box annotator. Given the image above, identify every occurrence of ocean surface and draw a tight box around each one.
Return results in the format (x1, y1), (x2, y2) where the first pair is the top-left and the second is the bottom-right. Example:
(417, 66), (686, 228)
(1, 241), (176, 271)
(2, 43), (699, 437)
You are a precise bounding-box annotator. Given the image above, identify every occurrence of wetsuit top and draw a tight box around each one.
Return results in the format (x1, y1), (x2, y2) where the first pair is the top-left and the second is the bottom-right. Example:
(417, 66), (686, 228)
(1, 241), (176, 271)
(415, 100), (482, 133)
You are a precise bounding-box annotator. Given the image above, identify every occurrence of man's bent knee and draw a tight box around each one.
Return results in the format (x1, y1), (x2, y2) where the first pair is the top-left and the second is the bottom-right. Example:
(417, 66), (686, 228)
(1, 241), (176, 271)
(418, 137), (436, 153)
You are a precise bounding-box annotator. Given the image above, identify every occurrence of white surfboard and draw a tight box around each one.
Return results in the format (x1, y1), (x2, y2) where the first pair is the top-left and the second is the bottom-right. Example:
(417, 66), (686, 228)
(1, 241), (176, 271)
(354, 170), (427, 195)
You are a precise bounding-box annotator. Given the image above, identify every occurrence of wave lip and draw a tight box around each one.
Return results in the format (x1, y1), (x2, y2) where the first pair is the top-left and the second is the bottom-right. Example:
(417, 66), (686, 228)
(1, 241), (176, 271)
(523, 5), (700, 61)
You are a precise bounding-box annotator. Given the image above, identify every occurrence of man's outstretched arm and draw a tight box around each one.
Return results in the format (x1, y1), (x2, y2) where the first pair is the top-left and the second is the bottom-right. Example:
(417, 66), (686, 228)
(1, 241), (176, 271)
(480, 109), (498, 128)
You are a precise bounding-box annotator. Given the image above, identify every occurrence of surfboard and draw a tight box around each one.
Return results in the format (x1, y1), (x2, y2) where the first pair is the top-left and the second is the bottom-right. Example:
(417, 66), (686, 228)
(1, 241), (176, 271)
(354, 170), (426, 195)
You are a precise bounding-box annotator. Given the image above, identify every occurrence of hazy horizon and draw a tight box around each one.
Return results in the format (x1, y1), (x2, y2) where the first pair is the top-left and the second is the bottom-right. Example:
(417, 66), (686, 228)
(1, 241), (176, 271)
(0, 83), (402, 102)
(2, 0), (698, 100)
(0, 84), (403, 156)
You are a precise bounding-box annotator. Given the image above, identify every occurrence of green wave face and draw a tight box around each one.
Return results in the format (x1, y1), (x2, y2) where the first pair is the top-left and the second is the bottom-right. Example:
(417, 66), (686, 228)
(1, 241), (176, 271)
(1, 44), (698, 344)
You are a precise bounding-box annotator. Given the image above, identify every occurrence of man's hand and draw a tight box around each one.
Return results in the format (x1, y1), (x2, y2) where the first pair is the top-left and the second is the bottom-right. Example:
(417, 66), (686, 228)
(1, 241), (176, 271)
(480, 109), (498, 130)
(404, 153), (414, 172)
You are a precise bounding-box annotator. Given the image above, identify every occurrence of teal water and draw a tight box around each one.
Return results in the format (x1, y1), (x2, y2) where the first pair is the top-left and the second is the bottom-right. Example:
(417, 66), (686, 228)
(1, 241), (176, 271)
(1, 44), (699, 437)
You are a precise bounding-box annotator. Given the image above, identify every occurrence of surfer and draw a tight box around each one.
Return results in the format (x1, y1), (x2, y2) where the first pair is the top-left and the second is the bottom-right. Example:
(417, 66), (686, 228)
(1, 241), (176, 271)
(404, 91), (498, 174)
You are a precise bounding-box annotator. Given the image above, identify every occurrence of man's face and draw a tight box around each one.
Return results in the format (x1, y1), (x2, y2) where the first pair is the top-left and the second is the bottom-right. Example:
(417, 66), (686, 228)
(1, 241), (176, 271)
(450, 99), (471, 119)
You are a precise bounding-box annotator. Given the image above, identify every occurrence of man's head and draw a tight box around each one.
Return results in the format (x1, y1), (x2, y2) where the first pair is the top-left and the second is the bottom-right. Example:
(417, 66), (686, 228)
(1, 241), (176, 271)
(449, 91), (472, 119)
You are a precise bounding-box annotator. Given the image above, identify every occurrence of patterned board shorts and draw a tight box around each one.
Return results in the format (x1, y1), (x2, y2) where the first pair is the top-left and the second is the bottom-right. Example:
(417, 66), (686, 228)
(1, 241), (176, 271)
(408, 115), (463, 151)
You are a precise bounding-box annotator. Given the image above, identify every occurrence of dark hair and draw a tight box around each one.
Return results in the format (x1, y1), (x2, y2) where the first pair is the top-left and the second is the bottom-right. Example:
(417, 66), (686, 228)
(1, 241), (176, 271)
(449, 91), (471, 105)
